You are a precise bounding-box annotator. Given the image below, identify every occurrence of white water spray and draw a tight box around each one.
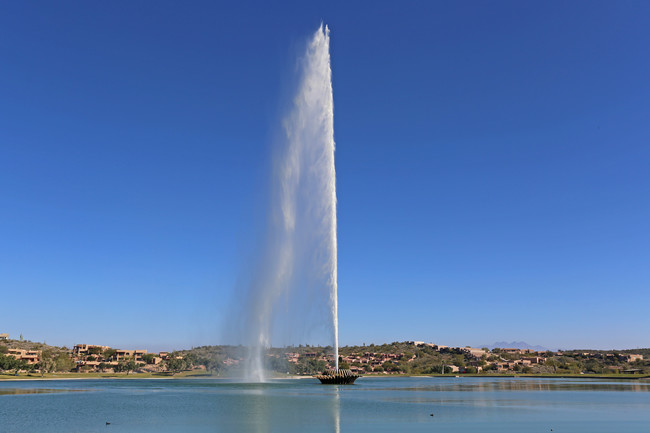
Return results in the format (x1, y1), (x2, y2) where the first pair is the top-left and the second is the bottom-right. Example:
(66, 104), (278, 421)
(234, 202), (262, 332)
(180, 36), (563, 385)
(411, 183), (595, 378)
(238, 24), (338, 380)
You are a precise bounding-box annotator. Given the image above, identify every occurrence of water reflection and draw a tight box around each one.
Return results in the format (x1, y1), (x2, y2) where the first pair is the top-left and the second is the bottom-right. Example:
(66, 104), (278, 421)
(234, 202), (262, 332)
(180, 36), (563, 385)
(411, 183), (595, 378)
(332, 386), (340, 433)
(241, 383), (271, 433)
(233, 378), (649, 432)
(232, 380), (343, 433)
(378, 377), (650, 393)
(0, 388), (86, 395)
(1, 378), (650, 432)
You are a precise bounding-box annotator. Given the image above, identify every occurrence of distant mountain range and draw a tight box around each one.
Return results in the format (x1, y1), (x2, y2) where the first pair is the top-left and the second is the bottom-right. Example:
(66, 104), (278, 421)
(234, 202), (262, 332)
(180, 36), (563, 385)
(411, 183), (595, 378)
(480, 341), (552, 352)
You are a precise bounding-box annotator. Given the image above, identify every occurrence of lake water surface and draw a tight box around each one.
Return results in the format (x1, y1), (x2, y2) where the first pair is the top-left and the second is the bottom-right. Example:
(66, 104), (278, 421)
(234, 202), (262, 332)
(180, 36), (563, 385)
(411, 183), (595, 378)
(1, 377), (649, 432)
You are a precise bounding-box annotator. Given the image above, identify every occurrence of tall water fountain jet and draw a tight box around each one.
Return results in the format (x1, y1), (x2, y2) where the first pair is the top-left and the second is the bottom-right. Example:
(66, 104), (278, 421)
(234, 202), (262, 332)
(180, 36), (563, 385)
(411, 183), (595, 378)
(237, 24), (339, 381)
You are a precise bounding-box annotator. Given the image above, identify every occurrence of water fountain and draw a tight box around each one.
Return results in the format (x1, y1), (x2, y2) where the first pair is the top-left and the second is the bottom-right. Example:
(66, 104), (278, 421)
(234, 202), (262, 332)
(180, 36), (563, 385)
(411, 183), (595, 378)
(238, 24), (358, 384)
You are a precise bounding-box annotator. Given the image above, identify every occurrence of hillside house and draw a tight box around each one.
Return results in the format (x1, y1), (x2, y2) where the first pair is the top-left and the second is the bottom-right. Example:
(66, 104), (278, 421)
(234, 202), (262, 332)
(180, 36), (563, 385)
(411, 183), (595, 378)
(111, 349), (147, 362)
(73, 344), (111, 358)
(7, 349), (41, 365)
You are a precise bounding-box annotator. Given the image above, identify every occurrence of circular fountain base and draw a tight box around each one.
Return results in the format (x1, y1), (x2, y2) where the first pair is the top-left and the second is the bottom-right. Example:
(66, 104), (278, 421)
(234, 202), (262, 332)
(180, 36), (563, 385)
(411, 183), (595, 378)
(314, 369), (361, 385)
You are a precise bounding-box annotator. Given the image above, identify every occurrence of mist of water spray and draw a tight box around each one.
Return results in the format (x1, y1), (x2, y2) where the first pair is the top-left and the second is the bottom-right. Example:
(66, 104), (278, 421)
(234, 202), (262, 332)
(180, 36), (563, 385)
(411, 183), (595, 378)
(237, 24), (338, 381)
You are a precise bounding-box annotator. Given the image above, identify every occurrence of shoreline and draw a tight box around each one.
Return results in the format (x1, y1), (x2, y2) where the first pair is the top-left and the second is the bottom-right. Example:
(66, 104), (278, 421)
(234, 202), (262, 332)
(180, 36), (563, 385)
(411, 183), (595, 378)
(1, 373), (648, 382)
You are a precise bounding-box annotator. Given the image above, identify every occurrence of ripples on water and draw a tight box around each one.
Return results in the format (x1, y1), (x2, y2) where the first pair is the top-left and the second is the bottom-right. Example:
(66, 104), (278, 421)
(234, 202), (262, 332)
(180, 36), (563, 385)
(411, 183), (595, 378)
(0, 377), (649, 432)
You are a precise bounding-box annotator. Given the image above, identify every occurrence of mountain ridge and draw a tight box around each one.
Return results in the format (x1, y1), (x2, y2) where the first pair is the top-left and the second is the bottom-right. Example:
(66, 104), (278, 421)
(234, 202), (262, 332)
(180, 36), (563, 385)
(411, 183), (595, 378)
(480, 341), (553, 352)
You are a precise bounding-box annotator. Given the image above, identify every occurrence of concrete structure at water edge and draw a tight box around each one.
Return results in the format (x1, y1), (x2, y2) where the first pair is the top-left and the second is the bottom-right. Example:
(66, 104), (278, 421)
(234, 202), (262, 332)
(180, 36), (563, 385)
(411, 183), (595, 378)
(315, 368), (361, 385)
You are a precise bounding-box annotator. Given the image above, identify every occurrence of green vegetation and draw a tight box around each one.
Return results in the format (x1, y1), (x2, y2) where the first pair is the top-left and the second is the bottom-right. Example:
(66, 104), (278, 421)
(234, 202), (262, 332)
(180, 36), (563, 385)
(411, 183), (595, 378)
(0, 354), (31, 374)
(1, 338), (649, 380)
(114, 359), (141, 375)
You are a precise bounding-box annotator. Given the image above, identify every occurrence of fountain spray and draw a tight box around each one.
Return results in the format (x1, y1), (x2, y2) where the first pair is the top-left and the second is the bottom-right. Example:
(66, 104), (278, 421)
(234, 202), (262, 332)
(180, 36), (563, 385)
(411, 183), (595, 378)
(239, 24), (339, 380)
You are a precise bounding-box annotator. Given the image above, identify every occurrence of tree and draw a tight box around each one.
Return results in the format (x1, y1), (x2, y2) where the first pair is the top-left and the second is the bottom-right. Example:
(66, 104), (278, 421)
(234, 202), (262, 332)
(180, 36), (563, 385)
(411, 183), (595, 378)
(13, 359), (28, 375)
(545, 358), (558, 373)
(141, 354), (156, 364)
(114, 359), (138, 375)
(266, 356), (290, 373)
(54, 353), (74, 372)
(88, 347), (104, 356)
(292, 357), (326, 375)
(124, 360), (137, 375)
(183, 352), (197, 369)
(584, 360), (602, 374)
(165, 356), (187, 375)
(38, 350), (56, 377)
(0, 354), (18, 372)
(382, 361), (401, 372)
(202, 358), (222, 375)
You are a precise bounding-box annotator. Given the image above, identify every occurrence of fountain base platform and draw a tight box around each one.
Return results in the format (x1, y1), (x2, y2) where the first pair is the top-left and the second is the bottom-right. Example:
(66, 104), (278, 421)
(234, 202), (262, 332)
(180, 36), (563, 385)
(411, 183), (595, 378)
(314, 369), (361, 385)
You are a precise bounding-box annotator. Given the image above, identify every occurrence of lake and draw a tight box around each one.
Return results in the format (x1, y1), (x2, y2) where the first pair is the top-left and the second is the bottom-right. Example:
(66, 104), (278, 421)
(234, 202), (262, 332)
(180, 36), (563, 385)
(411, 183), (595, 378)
(1, 376), (649, 432)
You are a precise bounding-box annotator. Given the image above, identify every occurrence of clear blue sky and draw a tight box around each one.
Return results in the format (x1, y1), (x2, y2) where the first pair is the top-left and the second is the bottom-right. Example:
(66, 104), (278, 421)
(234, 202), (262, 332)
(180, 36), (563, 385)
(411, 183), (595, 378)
(1, 1), (648, 351)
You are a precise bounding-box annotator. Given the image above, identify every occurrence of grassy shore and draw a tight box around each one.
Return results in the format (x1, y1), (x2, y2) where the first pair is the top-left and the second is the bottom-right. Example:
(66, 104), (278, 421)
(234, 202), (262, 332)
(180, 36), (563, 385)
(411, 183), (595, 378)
(2, 371), (648, 381)
(427, 373), (650, 380)
(0, 370), (219, 380)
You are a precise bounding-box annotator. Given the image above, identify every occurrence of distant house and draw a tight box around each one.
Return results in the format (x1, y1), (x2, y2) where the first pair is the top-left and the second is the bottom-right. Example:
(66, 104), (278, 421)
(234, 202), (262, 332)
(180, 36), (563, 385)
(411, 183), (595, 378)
(406, 341), (439, 349)
(521, 356), (545, 364)
(7, 349), (41, 365)
(0, 333), (9, 341)
(605, 366), (623, 373)
(111, 349), (148, 362)
(463, 348), (488, 359)
(73, 344), (111, 357)
(285, 353), (300, 363)
(75, 360), (119, 372)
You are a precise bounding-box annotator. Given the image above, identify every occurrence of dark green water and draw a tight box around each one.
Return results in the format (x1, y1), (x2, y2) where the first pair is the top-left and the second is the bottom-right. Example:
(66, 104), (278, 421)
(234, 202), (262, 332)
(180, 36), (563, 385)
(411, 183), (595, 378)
(1, 377), (648, 432)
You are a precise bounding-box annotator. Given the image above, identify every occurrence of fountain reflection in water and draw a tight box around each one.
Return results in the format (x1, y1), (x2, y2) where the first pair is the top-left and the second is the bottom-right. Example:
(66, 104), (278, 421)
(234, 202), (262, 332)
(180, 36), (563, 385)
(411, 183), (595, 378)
(332, 387), (341, 433)
(237, 24), (338, 381)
